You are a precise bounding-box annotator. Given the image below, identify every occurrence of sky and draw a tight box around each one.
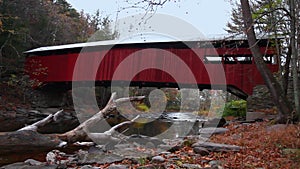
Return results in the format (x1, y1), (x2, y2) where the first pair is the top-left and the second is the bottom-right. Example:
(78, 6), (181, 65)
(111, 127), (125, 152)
(67, 0), (232, 40)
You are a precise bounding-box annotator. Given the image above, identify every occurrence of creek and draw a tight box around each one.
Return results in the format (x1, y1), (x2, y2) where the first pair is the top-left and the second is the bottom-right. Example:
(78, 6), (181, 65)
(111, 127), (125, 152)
(0, 112), (207, 166)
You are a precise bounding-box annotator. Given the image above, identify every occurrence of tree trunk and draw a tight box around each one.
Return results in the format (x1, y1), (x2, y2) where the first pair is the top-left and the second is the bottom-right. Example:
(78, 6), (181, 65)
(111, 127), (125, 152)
(0, 130), (62, 155)
(283, 44), (292, 96)
(240, 0), (292, 123)
(290, 0), (300, 120)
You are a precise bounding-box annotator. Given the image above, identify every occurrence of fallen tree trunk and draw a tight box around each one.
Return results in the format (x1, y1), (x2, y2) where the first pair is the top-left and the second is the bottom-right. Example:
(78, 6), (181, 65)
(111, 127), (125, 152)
(0, 93), (145, 154)
(0, 110), (67, 155)
(0, 130), (62, 155)
(0, 108), (79, 133)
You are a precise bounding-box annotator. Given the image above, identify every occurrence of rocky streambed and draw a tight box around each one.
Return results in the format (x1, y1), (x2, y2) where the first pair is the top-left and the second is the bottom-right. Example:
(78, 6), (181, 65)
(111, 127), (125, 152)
(0, 109), (239, 169)
(1, 131), (239, 169)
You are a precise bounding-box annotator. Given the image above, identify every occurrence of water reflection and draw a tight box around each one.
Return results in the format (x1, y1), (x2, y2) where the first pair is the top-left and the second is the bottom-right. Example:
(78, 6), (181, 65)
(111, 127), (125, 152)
(114, 112), (203, 138)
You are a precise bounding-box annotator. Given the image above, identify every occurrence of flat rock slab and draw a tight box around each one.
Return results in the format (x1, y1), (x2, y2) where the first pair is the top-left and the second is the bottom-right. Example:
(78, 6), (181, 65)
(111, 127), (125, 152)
(78, 149), (124, 164)
(266, 124), (287, 132)
(192, 141), (241, 152)
(193, 147), (209, 156)
(1, 162), (57, 169)
(114, 147), (158, 159)
(199, 127), (229, 136)
(181, 164), (203, 169)
(107, 164), (130, 169)
(246, 111), (276, 121)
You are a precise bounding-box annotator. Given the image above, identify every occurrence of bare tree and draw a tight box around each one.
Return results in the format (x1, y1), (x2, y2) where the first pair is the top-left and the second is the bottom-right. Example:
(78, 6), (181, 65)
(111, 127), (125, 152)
(240, 0), (292, 123)
(289, 0), (300, 120)
(226, 0), (294, 96)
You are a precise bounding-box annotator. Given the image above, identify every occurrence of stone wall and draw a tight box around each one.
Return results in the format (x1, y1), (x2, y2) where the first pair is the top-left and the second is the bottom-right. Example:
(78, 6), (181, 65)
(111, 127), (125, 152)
(247, 85), (275, 111)
(247, 79), (300, 112)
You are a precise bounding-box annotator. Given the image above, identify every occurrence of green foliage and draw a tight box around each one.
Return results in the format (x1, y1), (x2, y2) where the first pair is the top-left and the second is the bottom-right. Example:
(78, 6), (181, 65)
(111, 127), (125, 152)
(175, 160), (183, 166)
(85, 10), (118, 41)
(137, 157), (148, 165)
(6, 74), (17, 86)
(54, 0), (79, 18)
(7, 74), (35, 88)
(136, 103), (150, 112)
(165, 88), (181, 111)
(226, 0), (290, 35)
(252, 0), (282, 20)
(222, 100), (247, 117)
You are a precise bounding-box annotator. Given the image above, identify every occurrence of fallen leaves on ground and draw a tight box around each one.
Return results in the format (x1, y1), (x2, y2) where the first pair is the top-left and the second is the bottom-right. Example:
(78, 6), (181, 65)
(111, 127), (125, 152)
(90, 121), (300, 169)
(210, 121), (300, 169)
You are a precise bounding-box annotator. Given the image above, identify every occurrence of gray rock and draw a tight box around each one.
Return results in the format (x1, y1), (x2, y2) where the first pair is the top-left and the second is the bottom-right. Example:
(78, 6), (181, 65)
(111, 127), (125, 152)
(80, 165), (100, 169)
(29, 89), (66, 108)
(37, 108), (61, 115)
(108, 164), (129, 169)
(113, 146), (156, 160)
(128, 135), (164, 147)
(114, 144), (132, 149)
(151, 156), (165, 163)
(16, 108), (28, 114)
(247, 85), (275, 111)
(158, 151), (171, 155)
(78, 149), (124, 164)
(209, 160), (222, 165)
(193, 147), (209, 156)
(246, 112), (267, 121)
(266, 124), (287, 132)
(204, 118), (227, 128)
(136, 164), (165, 169)
(199, 127), (229, 136)
(231, 133), (242, 140)
(27, 110), (42, 115)
(160, 138), (183, 152)
(145, 142), (156, 149)
(209, 160), (223, 168)
(192, 141), (240, 152)
(247, 81), (300, 112)
(158, 144), (181, 153)
(182, 164), (203, 169)
(24, 159), (43, 166)
(0, 162), (57, 169)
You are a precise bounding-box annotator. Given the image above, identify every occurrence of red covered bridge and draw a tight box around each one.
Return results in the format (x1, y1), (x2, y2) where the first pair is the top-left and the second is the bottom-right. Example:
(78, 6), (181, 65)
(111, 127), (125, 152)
(24, 38), (278, 99)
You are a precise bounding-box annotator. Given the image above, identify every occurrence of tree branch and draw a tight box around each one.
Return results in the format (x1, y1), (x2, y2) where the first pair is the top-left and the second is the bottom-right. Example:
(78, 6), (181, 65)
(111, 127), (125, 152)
(18, 110), (64, 132)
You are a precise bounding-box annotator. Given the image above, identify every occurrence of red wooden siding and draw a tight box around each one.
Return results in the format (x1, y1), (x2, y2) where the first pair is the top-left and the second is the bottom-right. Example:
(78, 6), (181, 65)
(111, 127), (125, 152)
(24, 40), (278, 98)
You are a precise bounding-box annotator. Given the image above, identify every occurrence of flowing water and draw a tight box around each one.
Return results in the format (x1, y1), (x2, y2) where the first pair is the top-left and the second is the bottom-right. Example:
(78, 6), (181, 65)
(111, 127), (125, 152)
(121, 112), (204, 138)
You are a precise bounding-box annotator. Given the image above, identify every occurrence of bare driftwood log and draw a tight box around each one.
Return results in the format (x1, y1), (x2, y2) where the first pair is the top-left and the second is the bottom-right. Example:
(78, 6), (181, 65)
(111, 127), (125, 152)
(0, 110), (67, 155)
(58, 93), (144, 143)
(18, 110), (64, 132)
(0, 93), (145, 154)
(88, 115), (140, 147)
(0, 130), (63, 155)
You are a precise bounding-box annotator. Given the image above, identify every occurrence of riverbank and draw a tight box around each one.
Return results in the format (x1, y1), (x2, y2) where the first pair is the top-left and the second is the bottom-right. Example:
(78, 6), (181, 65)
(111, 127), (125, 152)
(1, 121), (299, 169)
(0, 82), (299, 168)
